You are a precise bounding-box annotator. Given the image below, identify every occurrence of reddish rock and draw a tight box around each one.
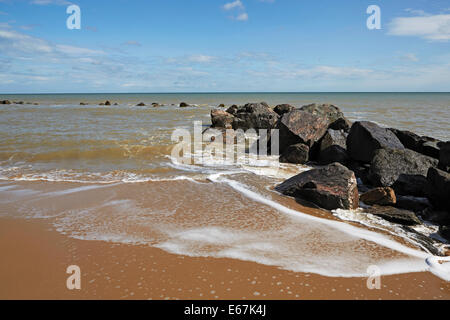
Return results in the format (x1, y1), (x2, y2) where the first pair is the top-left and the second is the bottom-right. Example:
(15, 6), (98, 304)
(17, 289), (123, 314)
(360, 187), (396, 206)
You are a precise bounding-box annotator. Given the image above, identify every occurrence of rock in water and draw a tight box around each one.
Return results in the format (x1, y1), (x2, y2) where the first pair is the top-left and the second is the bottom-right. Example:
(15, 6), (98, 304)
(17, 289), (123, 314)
(210, 109), (234, 129)
(299, 103), (351, 131)
(368, 148), (438, 196)
(179, 102), (190, 107)
(275, 162), (359, 210)
(279, 143), (309, 164)
(364, 206), (421, 225)
(279, 110), (329, 153)
(347, 121), (404, 163)
(136, 102), (146, 106)
(274, 104), (295, 116)
(232, 102), (279, 130)
(105, 100), (111, 106)
(360, 187), (396, 206)
(318, 145), (349, 165)
(426, 167), (450, 211)
(439, 141), (450, 172)
(320, 129), (348, 151)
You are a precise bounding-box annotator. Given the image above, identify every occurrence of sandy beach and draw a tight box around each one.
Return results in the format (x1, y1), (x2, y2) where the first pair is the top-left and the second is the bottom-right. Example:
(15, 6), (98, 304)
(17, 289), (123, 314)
(0, 217), (448, 300)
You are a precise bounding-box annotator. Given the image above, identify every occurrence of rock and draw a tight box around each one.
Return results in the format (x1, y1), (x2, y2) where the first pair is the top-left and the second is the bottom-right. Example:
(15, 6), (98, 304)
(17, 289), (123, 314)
(395, 195), (430, 212)
(320, 129), (347, 151)
(0, 100), (11, 104)
(365, 205), (421, 225)
(136, 102), (146, 106)
(368, 148), (438, 196)
(279, 143), (309, 164)
(347, 161), (371, 185)
(426, 167), (450, 211)
(16, 101), (24, 104)
(439, 226), (450, 242)
(226, 105), (238, 116)
(299, 103), (351, 131)
(179, 102), (190, 107)
(151, 102), (160, 107)
(217, 104), (225, 108)
(389, 128), (442, 159)
(33, 103), (39, 105)
(419, 208), (450, 226)
(347, 121), (404, 163)
(360, 187), (396, 206)
(391, 174), (428, 197)
(113, 103), (118, 105)
(211, 109), (234, 129)
(99, 103), (105, 106)
(279, 109), (329, 153)
(439, 141), (450, 172)
(104, 101), (111, 106)
(275, 162), (359, 210)
(80, 102), (87, 105)
(318, 145), (349, 165)
(232, 102), (279, 130)
(273, 104), (295, 116)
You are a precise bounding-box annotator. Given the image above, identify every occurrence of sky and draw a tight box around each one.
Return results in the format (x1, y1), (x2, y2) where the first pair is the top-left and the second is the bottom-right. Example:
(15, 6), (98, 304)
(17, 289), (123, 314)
(0, 0), (449, 93)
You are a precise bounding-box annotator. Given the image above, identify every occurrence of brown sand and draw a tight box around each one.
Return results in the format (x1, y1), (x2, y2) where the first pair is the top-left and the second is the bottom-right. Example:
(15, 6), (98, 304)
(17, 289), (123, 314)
(0, 217), (448, 300)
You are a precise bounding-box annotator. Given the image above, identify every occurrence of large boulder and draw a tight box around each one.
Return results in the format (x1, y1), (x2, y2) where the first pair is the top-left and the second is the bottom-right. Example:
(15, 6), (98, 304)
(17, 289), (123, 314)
(389, 128), (442, 159)
(232, 102), (279, 130)
(279, 143), (309, 164)
(347, 121), (404, 163)
(364, 205), (421, 225)
(360, 187), (396, 206)
(318, 145), (349, 165)
(275, 162), (359, 210)
(279, 110), (329, 153)
(299, 103), (351, 131)
(226, 105), (239, 116)
(320, 129), (348, 151)
(210, 109), (234, 129)
(368, 148), (438, 196)
(439, 141), (450, 172)
(426, 167), (450, 211)
(274, 104), (295, 116)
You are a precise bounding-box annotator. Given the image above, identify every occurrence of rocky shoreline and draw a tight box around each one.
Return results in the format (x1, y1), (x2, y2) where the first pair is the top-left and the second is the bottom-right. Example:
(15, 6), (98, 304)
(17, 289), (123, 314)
(0, 99), (198, 108)
(210, 102), (450, 256)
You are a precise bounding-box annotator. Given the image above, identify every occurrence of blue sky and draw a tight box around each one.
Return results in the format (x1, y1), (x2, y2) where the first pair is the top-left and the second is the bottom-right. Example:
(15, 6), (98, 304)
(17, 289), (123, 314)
(0, 0), (449, 93)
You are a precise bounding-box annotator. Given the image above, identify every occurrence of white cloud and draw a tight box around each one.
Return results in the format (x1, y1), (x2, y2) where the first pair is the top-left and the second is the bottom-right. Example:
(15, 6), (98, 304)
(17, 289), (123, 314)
(30, 0), (71, 5)
(223, 0), (243, 11)
(388, 14), (450, 41)
(235, 13), (248, 21)
(187, 55), (215, 63)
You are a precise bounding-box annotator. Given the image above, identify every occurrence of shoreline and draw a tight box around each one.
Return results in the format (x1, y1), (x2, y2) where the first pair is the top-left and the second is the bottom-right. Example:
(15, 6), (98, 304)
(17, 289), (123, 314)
(0, 217), (448, 300)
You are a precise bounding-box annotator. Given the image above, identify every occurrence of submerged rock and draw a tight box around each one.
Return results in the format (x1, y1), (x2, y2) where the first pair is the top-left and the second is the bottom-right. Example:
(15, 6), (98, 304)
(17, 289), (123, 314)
(347, 121), (404, 163)
(232, 102), (279, 130)
(426, 167), (450, 211)
(368, 148), (438, 196)
(279, 143), (309, 164)
(275, 162), (359, 210)
(299, 103), (351, 131)
(279, 109), (329, 153)
(365, 205), (421, 225)
(360, 187), (396, 206)
(273, 104), (295, 116)
(210, 109), (234, 129)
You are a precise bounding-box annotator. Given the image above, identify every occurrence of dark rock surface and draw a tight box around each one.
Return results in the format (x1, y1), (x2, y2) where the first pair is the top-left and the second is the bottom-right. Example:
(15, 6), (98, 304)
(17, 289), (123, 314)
(389, 128), (442, 159)
(320, 129), (348, 151)
(275, 162), (359, 210)
(299, 103), (351, 131)
(232, 102), (279, 130)
(426, 167), (450, 211)
(179, 102), (190, 107)
(226, 105), (238, 116)
(279, 110), (329, 153)
(136, 102), (146, 106)
(368, 148), (438, 196)
(273, 104), (295, 116)
(395, 196), (430, 212)
(365, 205), (421, 225)
(439, 141), (450, 172)
(347, 121), (404, 163)
(317, 145), (349, 165)
(279, 143), (309, 164)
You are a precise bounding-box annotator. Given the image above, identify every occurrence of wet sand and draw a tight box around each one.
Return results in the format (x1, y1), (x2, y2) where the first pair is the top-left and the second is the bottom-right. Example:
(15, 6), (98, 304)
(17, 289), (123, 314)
(0, 217), (448, 300)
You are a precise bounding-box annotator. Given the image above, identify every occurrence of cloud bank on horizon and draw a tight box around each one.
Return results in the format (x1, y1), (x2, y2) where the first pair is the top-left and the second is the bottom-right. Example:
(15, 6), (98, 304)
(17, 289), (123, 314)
(0, 0), (449, 93)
